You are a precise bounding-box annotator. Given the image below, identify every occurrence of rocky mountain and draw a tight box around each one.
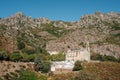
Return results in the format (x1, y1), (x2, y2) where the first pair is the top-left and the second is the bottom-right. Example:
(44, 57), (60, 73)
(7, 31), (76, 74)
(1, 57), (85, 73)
(0, 12), (120, 58)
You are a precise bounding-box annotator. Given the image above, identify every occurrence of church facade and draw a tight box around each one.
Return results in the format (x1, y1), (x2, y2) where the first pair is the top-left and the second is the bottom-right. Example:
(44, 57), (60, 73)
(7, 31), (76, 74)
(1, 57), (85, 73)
(66, 49), (90, 61)
(66, 42), (90, 61)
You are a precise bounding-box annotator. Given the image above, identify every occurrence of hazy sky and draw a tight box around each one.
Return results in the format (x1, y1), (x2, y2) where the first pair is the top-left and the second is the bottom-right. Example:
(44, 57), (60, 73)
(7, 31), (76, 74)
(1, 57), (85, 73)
(0, 0), (120, 21)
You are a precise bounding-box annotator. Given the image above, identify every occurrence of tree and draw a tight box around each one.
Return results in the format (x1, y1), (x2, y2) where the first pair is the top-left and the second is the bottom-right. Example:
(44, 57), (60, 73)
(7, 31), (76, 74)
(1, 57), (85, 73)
(34, 54), (42, 71)
(73, 60), (83, 71)
(34, 54), (51, 73)
(40, 61), (51, 73)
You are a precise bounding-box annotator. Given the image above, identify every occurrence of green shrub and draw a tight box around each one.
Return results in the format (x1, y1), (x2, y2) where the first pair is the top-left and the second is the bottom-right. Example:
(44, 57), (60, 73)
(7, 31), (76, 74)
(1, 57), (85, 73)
(10, 52), (23, 61)
(111, 21), (120, 30)
(35, 61), (51, 73)
(0, 77), (3, 80)
(73, 60), (83, 71)
(17, 41), (25, 50)
(11, 70), (40, 80)
(38, 61), (51, 73)
(91, 54), (118, 62)
(40, 54), (51, 61)
(22, 53), (36, 62)
(51, 52), (65, 61)
(37, 46), (49, 55)
(22, 48), (36, 54)
(34, 54), (42, 71)
(103, 55), (117, 62)
(0, 50), (9, 60)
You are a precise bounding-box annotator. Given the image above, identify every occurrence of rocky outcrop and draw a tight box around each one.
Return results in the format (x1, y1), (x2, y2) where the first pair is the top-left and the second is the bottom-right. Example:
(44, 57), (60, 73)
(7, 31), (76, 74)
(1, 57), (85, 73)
(46, 12), (120, 58)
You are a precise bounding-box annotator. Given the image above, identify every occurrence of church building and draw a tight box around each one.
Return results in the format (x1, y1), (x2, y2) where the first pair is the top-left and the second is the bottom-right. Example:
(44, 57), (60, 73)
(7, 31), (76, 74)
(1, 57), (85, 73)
(66, 42), (90, 61)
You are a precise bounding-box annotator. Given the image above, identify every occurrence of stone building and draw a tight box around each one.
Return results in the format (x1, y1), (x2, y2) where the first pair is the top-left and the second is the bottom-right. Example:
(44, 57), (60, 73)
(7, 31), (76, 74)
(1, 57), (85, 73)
(51, 42), (90, 72)
(66, 42), (90, 61)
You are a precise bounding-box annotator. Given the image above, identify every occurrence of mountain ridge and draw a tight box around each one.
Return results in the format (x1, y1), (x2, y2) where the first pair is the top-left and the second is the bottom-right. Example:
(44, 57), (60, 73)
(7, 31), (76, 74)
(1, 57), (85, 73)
(0, 12), (120, 58)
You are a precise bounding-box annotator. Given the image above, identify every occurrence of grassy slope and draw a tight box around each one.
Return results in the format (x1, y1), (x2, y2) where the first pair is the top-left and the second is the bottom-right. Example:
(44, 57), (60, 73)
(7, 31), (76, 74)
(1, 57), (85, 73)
(82, 62), (120, 80)
(52, 62), (120, 80)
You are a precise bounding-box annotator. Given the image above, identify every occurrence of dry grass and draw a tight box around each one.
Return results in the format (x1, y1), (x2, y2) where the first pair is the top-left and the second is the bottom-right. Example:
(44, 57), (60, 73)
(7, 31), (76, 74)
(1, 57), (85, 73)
(51, 62), (120, 80)
(0, 61), (34, 80)
(82, 62), (120, 80)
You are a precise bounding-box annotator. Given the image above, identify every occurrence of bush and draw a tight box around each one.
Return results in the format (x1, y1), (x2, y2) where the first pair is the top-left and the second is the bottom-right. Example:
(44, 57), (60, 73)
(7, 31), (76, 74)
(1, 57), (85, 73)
(40, 61), (51, 73)
(22, 54), (36, 62)
(0, 77), (3, 80)
(103, 55), (117, 62)
(10, 70), (40, 80)
(22, 48), (36, 54)
(37, 46), (49, 55)
(91, 54), (118, 62)
(34, 54), (42, 64)
(73, 60), (83, 71)
(40, 54), (51, 61)
(17, 41), (25, 50)
(51, 52), (65, 61)
(34, 54), (42, 71)
(10, 52), (23, 61)
(0, 50), (9, 60)
(111, 21), (120, 30)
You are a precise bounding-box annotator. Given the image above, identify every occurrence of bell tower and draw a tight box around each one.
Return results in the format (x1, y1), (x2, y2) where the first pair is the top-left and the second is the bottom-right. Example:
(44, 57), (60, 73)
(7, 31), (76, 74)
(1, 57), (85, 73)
(86, 41), (90, 52)
(85, 36), (90, 61)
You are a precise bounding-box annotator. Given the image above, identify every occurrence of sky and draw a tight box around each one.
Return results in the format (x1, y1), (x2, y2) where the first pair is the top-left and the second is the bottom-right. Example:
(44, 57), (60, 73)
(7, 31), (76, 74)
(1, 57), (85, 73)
(0, 0), (120, 21)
